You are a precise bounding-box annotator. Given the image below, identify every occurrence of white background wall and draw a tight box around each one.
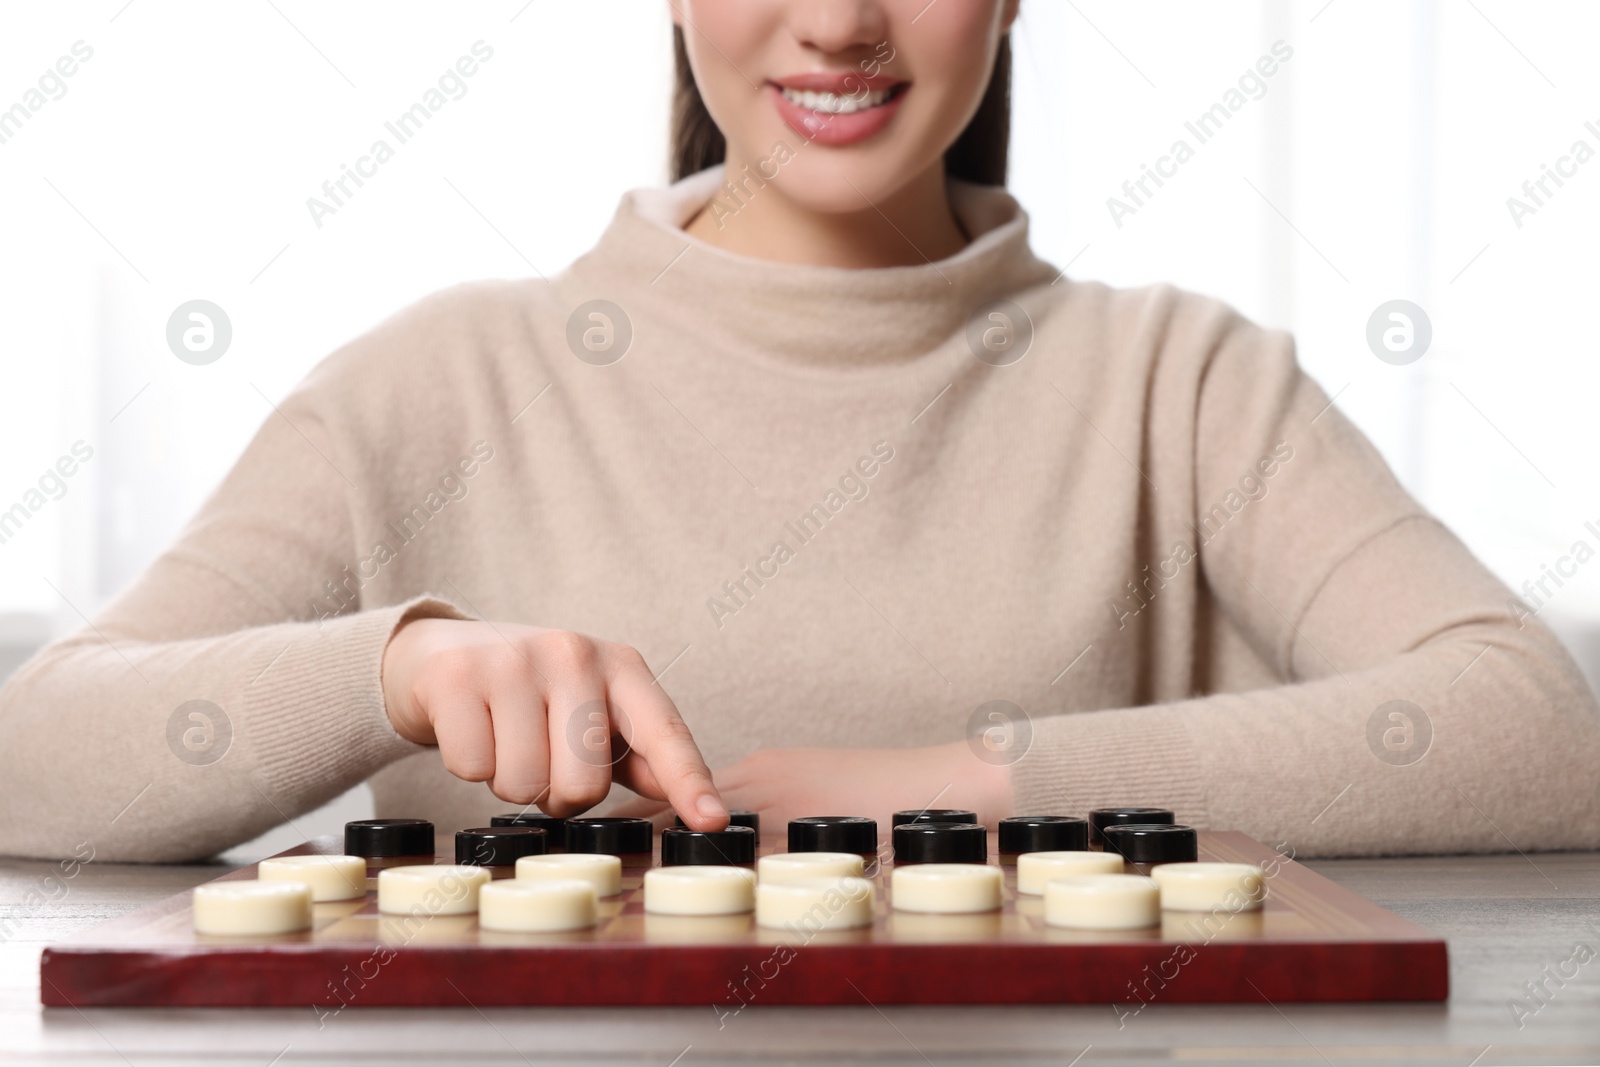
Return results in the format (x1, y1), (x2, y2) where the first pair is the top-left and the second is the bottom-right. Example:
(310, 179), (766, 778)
(3, 1), (1598, 858)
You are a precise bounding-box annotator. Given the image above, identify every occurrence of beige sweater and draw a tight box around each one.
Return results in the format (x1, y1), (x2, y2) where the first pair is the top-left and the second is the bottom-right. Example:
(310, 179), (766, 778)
(3, 165), (1597, 861)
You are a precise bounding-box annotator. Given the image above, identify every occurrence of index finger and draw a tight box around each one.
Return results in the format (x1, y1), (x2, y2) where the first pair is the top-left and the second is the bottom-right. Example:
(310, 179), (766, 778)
(602, 648), (728, 832)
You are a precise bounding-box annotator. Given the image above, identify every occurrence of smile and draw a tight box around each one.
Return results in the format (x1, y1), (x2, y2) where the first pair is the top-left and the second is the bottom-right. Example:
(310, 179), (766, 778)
(778, 84), (904, 115)
(769, 80), (910, 146)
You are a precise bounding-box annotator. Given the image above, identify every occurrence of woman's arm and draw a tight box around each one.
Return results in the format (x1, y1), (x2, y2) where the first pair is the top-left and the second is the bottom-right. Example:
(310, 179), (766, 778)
(1013, 515), (1600, 855)
(0, 376), (457, 862)
(1009, 297), (1600, 856)
(661, 293), (1600, 857)
(0, 289), (729, 863)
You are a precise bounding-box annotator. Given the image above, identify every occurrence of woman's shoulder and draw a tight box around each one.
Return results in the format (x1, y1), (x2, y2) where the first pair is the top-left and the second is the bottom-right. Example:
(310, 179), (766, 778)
(234, 277), (573, 482)
(317, 276), (559, 375)
(1046, 276), (1286, 351)
(285, 277), (565, 422)
(1038, 275), (1299, 386)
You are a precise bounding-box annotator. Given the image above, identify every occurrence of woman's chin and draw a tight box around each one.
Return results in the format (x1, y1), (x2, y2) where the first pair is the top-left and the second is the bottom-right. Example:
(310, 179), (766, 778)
(739, 150), (920, 214)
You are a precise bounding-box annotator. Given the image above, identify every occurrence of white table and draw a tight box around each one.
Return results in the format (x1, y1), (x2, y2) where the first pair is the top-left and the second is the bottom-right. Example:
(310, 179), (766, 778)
(3, 850), (1597, 1065)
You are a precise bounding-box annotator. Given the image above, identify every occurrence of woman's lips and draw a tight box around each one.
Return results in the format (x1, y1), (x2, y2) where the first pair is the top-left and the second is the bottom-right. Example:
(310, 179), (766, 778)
(768, 81), (909, 147)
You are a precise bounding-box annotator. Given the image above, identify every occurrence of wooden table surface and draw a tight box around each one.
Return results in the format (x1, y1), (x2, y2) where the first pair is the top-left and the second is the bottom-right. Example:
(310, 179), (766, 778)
(2, 850), (1597, 1066)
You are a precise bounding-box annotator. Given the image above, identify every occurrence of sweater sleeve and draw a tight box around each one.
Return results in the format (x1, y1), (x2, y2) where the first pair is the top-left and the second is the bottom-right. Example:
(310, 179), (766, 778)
(1011, 299), (1600, 856)
(0, 370), (471, 862)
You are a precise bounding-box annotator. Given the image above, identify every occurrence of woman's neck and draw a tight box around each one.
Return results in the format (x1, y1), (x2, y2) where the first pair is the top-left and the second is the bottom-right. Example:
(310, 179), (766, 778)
(681, 154), (970, 268)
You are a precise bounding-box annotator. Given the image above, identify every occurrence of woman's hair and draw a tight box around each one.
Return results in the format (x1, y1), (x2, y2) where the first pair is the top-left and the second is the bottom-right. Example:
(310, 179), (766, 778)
(670, 25), (1012, 186)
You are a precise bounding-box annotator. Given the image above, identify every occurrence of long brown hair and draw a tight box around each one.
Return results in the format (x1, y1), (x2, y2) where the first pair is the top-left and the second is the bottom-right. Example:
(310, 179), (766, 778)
(670, 26), (1012, 186)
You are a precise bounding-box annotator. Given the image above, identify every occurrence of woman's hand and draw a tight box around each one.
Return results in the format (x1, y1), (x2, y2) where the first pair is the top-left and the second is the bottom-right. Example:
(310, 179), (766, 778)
(380, 618), (728, 829)
(612, 741), (1014, 831)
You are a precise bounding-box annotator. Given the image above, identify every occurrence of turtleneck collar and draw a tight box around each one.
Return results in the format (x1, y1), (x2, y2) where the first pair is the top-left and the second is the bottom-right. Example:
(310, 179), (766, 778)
(566, 163), (1056, 371)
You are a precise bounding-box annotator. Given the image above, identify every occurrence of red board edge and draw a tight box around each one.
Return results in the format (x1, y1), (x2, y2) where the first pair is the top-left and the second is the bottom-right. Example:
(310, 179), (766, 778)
(41, 936), (1448, 1009)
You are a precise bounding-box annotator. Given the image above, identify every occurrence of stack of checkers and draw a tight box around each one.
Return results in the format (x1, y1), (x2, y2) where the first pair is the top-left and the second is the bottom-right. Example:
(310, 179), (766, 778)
(189, 806), (1268, 936)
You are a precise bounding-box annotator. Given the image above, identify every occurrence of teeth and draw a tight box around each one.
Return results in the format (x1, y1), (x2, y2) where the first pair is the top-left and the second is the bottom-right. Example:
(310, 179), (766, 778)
(780, 85), (895, 115)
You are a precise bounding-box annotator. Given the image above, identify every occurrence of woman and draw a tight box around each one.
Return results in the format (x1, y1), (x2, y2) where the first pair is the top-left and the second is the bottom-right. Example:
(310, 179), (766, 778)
(2, 0), (1596, 862)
